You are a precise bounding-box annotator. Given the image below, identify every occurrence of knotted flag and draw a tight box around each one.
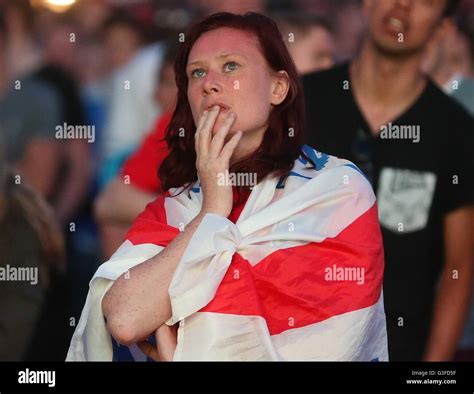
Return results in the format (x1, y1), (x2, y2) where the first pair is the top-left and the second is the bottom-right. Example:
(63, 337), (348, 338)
(67, 145), (388, 361)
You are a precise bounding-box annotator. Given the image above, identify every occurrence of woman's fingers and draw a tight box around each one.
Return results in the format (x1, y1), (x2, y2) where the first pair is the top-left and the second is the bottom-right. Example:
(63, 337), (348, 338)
(198, 105), (220, 157)
(220, 130), (243, 162)
(194, 106), (241, 218)
(197, 109), (208, 131)
(194, 110), (208, 159)
(210, 111), (237, 158)
(137, 340), (160, 361)
(137, 323), (178, 362)
(155, 324), (178, 361)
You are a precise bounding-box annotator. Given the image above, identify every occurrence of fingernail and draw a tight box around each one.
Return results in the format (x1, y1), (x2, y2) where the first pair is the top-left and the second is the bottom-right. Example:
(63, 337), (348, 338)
(212, 105), (219, 111)
(228, 112), (235, 118)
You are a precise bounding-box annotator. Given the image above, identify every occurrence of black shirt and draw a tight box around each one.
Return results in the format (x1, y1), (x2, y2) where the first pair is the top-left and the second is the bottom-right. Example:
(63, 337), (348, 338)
(303, 63), (473, 361)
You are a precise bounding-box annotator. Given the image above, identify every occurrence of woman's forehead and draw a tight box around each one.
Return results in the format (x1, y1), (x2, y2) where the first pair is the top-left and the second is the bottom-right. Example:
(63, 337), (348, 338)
(188, 27), (261, 64)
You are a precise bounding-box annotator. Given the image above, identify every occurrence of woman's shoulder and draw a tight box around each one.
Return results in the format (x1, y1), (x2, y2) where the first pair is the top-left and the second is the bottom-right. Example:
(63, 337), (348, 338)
(278, 144), (376, 203)
(294, 144), (370, 183)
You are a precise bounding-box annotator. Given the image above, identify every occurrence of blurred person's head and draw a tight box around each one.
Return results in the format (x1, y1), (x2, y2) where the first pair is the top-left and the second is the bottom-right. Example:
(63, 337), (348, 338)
(362, 0), (460, 58)
(421, 17), (472, 84)
(0, 0), (41, 78)
(274, 13), (335, 75)
(40, 15), (80, 72)
(159, 12), (306, 193)
(0, 0), (34, 36)
(155, 43), (179, 114)
(72, 0), (111, 37)
(332, 0), (366, 61)
(102, 10), (146, 71)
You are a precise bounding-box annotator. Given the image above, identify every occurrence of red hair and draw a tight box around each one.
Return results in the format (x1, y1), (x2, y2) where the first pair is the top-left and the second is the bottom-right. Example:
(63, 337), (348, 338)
(159, 12), (308, 196)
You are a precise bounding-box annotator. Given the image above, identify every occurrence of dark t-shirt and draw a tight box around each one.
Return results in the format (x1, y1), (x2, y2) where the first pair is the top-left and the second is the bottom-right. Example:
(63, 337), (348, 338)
(303, 62), (474, 361)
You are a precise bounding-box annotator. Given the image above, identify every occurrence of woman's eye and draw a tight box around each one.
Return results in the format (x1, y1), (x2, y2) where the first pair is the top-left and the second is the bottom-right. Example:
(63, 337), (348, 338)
(224, 62), (239, 72)
(191, 68), (205, 78)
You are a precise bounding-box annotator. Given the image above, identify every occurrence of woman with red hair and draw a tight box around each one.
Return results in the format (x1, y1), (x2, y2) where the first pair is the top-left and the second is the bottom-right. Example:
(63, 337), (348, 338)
(67, 12), (388, 362)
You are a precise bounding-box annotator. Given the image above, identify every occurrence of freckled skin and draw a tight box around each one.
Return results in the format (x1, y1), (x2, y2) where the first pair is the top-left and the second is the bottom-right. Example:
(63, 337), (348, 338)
(187, 27), (276, 148)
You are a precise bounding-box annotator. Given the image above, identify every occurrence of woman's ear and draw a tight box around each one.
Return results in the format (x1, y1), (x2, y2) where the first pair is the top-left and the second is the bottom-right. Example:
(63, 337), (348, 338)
(270, 70), (290, 106)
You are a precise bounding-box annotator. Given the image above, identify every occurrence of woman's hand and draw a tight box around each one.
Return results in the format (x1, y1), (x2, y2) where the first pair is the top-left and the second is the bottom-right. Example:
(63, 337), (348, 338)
(103, 107), (242, 347)
(195, 105), (242, 218)
(137, 323), (178, 361)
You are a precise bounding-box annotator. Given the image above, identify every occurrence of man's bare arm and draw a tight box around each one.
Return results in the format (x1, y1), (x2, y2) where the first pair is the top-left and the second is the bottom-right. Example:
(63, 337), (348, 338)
(423, 206), (474, 361)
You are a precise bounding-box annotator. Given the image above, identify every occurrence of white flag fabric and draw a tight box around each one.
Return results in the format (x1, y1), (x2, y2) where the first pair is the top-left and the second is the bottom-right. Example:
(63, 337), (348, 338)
(67, 145), (388, 361)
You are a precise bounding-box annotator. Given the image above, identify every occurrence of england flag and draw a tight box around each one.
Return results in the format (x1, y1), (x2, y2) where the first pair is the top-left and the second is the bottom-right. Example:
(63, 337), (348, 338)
(67, 145), (388, 361)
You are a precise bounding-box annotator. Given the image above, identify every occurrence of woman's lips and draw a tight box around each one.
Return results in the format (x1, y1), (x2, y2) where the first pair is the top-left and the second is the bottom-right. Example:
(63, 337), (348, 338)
(216, 106), (230, 113)
(203, 104), (230, 114)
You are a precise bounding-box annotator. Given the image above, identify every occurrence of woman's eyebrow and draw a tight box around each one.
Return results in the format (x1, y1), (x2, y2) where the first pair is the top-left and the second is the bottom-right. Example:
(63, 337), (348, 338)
(187, 60), (203, 68)
(187, 53), (247, 68)
(217, 53), (247, 60)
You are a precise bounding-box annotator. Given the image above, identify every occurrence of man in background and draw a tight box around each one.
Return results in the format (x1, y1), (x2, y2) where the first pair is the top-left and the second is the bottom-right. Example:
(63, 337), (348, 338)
(304, 0), (473, 361)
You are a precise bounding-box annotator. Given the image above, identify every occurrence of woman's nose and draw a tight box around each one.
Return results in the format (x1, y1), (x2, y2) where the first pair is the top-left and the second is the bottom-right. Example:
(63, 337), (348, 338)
(202, 72), (222, 95)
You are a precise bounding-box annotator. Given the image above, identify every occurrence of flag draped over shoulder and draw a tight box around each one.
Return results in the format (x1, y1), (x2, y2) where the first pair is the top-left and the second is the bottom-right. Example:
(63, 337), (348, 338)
(66, 145), (388, 361)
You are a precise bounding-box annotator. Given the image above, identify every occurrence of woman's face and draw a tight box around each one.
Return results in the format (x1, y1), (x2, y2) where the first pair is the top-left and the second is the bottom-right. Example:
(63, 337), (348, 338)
(187, 27), (286, 139)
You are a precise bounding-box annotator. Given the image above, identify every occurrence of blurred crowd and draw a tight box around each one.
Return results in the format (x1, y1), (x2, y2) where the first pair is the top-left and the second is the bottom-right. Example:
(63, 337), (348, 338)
(0, 0), (473, 362)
